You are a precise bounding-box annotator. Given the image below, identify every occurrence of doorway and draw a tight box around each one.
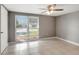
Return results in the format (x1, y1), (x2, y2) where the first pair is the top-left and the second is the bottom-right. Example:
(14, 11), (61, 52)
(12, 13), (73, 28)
(15, 15), (39, 42)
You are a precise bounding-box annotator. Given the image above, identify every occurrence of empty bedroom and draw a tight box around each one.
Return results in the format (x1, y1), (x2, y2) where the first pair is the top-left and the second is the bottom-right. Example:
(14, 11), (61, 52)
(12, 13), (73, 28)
(0, 4), (79, 55)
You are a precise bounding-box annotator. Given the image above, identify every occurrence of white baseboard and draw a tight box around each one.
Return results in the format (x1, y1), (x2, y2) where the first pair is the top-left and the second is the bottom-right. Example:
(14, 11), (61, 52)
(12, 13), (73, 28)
(39, 37), (57, 40)
(9, 36), (79, 46)
(55, 37), (79, 46)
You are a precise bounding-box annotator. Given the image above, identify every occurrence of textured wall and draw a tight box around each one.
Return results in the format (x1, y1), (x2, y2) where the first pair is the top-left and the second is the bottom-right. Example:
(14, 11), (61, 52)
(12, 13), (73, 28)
(56, 11), (79, 43)
(8, 12), (56, 42)
(39, 16), (56, 38)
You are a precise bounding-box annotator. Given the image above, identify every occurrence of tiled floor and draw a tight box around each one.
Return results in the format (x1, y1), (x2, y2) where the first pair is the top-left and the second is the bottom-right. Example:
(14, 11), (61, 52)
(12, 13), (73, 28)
(2, 38), (79, 55)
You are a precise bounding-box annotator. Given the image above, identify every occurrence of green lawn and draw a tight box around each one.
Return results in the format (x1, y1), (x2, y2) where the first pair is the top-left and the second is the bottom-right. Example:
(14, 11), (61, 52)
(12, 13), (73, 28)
(29, 31), (38, 35)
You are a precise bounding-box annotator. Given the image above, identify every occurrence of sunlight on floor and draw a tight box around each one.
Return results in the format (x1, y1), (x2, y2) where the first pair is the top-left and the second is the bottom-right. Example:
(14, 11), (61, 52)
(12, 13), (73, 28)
(15, 41), (39, 50)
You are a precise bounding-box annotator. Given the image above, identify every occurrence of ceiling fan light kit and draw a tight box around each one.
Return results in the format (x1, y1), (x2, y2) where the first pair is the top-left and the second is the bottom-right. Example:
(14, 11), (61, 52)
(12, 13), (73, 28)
(40, 4), (63, 15)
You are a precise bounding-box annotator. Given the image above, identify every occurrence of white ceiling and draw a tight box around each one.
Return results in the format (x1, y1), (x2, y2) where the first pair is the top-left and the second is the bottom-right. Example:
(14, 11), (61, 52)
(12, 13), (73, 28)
(4, 4), (79, 16)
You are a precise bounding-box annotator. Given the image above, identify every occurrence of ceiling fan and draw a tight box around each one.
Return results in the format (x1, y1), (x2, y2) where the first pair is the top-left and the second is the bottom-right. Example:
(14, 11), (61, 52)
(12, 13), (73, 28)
(40, 4), (63, 14)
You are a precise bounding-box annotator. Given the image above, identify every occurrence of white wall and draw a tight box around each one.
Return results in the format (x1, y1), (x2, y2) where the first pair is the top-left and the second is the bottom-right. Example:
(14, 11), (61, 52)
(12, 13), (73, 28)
(0, 5), (8, 54)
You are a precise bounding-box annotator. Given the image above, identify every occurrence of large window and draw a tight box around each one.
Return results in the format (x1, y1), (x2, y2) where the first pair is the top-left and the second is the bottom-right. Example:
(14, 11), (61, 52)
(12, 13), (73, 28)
(15, 15), (39, 42)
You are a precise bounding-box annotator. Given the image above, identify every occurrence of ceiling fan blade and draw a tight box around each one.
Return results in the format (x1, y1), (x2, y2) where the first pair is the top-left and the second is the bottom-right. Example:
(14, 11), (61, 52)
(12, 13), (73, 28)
(41, 11), (47, 13)
(53, 9), (63, 11)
